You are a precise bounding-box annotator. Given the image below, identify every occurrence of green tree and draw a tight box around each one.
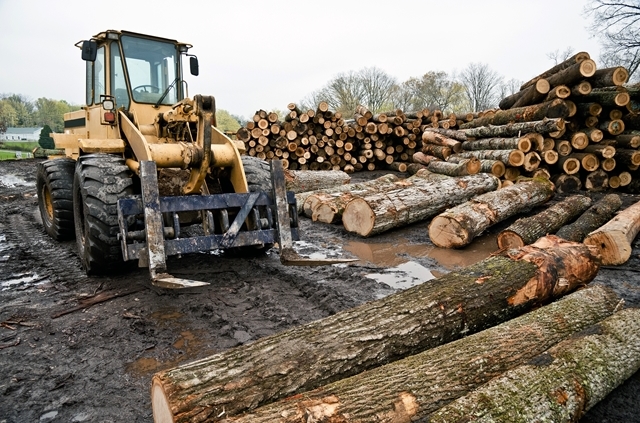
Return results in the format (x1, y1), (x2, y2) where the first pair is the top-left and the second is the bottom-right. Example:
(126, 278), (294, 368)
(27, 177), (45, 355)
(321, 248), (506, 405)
(39, 124), (55, 149)
(215, 109), (241, 133)
(2, 94), (35, 127)
(399, 71), (467, 113)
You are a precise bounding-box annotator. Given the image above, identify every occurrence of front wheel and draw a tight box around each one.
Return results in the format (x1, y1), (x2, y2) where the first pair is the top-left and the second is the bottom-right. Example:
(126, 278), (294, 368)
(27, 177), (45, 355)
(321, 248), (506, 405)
(73, 154), (134, 275)
(36, 158), (76, 240)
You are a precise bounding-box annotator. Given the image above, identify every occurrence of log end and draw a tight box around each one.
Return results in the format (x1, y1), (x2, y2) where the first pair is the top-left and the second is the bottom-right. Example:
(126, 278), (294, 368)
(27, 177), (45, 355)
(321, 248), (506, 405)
(429, 216), (471, 248)
(313, 203), (339, 224)
(151, 378), (175, 423)
(584, 231), (632, 265)
(497, 231), (525, 250)
(342, 199), (375, 237)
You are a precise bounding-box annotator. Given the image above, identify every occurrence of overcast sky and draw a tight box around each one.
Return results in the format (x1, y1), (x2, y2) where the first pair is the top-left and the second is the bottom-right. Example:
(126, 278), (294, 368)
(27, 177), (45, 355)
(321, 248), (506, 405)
(0, 0), (601, 119)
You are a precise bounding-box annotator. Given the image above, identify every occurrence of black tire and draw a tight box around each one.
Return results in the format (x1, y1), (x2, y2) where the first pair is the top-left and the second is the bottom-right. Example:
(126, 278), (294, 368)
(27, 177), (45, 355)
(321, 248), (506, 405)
(242, 155), (272, 193)
(73, 154), (135, 275)
(36, 158), (76, 241)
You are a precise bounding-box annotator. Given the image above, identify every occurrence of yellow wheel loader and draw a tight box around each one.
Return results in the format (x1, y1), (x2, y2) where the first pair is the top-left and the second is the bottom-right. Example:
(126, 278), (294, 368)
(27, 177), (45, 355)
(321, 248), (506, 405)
(36, 30), (349, 289)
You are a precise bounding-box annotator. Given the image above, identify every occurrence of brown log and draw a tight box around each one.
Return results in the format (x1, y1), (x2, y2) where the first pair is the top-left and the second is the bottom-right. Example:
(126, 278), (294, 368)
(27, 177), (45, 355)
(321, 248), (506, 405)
(448, 157), (505, 178)
(283, 169), (350, 193)
(428, 307), (640, 423)
(461, 118), (564, 138)
(342, 173), (499, 237)
(600, 119), (625, 136)
(412, 151), (442, 166)
(406, 163), (428, 174)
(589, 66), (629, 88)
(224, 284), (616, 423)
(584, 169), (610, 191)
(570, 131), (589, 149)
(542, 149), (559, 165)
(448, 149), (525, 167)
(499, 79), (550, 110)
(422, 131), (463, 153)
(459, 100), (570, 129)
(557, 155), (581, 174)
(602, 157), (617, 172)
(523, 132), (545, 151)
(461, 137), (531, 152)
(556, 194), (623, 242)
(497, 195), (592, 249)
(503, 166), (520, 181)
(572, 152), (600, 171)
(584, 198), (640, 264)
(545, 59), (597, 88)
(572, 80), (592, 96)
(615, 148), (640, 167)
(576, 87), (630, 107)
(551, 173), (582, 193)
(584, 127), (604, 142)
(544, 84), (571, 101)
(520, 51), (591, 91)
(429, 179), (555, 248)
(427, 158), (481, 176)
(583, 143), (615, 158)
(555, 139), (572, 156)
(619, 171), (632, 186)
(422, 144), (452, 160)
(522, 151), (541, 172)
(577, 102), (602, 117)
(422, 127), (468, 141)
(386, 162), (408, 173)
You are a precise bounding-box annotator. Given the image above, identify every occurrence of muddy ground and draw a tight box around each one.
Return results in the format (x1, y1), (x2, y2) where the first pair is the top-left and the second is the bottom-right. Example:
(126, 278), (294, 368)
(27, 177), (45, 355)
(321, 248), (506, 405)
(0, 158), (639, 423)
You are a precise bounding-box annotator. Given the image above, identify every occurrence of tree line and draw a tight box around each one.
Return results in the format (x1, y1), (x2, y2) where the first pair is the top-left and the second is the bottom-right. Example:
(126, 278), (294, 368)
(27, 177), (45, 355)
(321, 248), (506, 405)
(0, 94), (81, 134)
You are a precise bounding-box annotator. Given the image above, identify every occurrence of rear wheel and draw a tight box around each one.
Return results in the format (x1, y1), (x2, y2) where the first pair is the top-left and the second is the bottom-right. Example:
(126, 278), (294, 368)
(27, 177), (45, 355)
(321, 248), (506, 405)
(73, 154), (135, 275)
(36, 158), (76, 240)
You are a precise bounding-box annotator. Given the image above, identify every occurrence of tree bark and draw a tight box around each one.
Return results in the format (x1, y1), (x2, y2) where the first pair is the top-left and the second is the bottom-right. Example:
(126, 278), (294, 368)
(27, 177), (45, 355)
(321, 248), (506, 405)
(151, 237), (602, 423)
(576, 88), (630, 107)
(545, 59), (597, 89)
(448, 149), (525, 167)
(544, 84), (571, 101)
(499, 79), (550, 110)
(551, 173), (582, 193)
(459, 100), (570, 130)
(428, 307), (640, 423)
(614, 148), (640, 167)
(342, 173), (499, 237)
(460, 118), (564, 139)
(497, 195), (592, 249)
(422, 131), (463, 153)
(522, 151), (541, 172)
(600, 119), (625, 136)
(584, 198), (640, 265)
(412, 151), (442, 166)
(429, 179), (555, 248)
(589, 66), (629, 88)
(556, 194), (623, 242)
(448, 158), (505, 178)
(224, 284), (617, 423)
(283, 169), (350, 193)
(572, 80), (592, 96)
(520, 51), (590, 91)
(422, 127), (468, 141)
(461, 137), (531, 152)
(427, 158), (481, 176)
(422, 144), (452, 160)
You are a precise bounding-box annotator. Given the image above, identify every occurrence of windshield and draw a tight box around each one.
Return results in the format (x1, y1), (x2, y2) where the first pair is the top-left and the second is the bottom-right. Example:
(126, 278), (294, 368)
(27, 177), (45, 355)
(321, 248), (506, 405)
(121, 35), (179, 105)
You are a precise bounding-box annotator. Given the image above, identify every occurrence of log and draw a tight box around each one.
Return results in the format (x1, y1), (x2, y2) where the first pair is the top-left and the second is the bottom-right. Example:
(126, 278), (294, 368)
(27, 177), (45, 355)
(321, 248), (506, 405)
(572, 80), (592, 96)
(583, 143), (615, 159)
(520, 51), (590, 91)
(460, 118), (564, 139)
(448, 157), (505, 178)
(570, 152), (600, 172)
(522, 151), (541, 172)
(406, 163), (428, 175)
(385, 161), (408, 173)
(556, 194), (622, 242)
(283, 169), (350, 193)
(448, 149), (525, 167)
(412, 151), (442, 166)
(589, 66), (629, 88)
(576, 88), (630, 107)
(542, 149), (559, 165)
(224, 284), (617, 423)
(615, 131), (640, 148)
(499, 78), (550, 110)
(429, 307), (640, 423)
(429, 178), (555, 248)
(461, 137), (531, 152)
(551, 173), (582, 194)
(342, 173), (500, 237)
(557, 155), (581, 174)
(584, 198), (640, 265)
(427, 158), (481, 176)
(422, 127), (468, 141)
(150, 236), (599, 423)
(459, 99), (570, 129)
(545, 59), (597, 88)
(615, 148), (640, 167)
(421, 144), (452, 160)
(600, 119), (625, 136)
(544, 84), (571, 101)
(422, 131), (463, 153)
(497, 195), (592, 249)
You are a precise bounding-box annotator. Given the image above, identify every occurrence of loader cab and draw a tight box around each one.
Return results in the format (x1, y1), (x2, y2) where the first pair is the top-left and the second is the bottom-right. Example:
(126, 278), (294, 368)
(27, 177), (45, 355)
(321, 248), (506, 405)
(79, 30), (197, 123)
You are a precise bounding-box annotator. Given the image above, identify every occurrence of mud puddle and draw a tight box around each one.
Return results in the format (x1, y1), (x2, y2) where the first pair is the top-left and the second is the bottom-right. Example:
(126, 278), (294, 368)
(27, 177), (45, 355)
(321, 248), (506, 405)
(0, 174), (32, 188)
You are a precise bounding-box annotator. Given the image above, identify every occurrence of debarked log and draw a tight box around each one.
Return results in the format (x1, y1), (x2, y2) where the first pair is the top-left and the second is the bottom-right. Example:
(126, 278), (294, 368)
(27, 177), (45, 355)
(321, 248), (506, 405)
(429, 307), (640, 423)
(429, 178), (555, 248)
(342, 173), (499, 237)
(584, 198), (640, 265)
(151, 236), (601, 423)
(225, 284), (618, 423)
(497, 195), (592, 249)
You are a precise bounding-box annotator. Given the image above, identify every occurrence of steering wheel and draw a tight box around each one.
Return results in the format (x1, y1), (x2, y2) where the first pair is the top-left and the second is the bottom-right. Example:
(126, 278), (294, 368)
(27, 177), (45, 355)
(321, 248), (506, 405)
(133, 84), (160, 94)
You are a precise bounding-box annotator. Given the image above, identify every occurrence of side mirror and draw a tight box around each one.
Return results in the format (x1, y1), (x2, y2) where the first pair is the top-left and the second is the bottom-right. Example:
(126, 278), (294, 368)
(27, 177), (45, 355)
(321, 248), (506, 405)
(190, 56), (199, 76)
(81, 40), (97, 61)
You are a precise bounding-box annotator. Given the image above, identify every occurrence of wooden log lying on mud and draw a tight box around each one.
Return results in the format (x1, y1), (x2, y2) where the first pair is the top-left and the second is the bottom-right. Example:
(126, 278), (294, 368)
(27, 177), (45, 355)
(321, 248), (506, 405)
(342, 173), (499, 237)
(497, 195), (592, 249)
(225, 284), (618, 423)
(283, 169), (350, 193)
(150, 236), (600, 423)
(584, 198), (640, 265)
(429, 307), (640, 423)
(429, 178), (555, 248)
(556, 194), (622, 242)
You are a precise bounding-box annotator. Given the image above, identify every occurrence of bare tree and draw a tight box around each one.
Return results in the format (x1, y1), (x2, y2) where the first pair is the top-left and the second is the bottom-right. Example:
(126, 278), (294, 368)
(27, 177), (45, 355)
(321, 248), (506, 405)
(388, 82), (415, 112)
(586, 0), (640, 80)
(497, 78), (522, 101)
(358, 67), (397, 113)
(459, 63), (503, 112)
(547, 47), (575, 65)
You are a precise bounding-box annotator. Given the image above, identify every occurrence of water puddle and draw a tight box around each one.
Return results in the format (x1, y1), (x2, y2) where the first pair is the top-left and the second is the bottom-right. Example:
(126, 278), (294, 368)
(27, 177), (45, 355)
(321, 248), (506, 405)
(1, 272), (48, 291)
(292, 240), (351, 261)
(364, 261), (436, 290)
(0, 174), (32, 188)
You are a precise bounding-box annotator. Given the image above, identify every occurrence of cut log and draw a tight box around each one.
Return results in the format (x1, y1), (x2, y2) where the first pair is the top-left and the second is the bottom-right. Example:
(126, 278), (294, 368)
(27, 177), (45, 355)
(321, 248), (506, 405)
(448, 157), (505, 178)
(544, 84), (571, 101)
(589, 66), (629, 88)
(520, 51), (590, 91)
(429, 179), (555, 248)
(421, 144), (452, 160)
(601, 157), (617, 172)
(497, 195), (592, 249)
(385, 162), (408, 173)
(406, 163), (428, 174)
(570, 131), (589, 149)
(422, 127), (468, 141)
(572, 80), (592, 96)
(557, 155), (581, 174)
(600, 119), (625, 136)
(615, 131), (640, 148)
(283, 169), (350, 193)
(584, 198), (640, 265)
(412, 151), (442, 166)
(577, 102), (603, 117)
(499, 78), (550, 110)
(556, 194), (622, 242)
(223, 284), (617, 423)
(542, 149), (559, 165)
(427, 158), (481, 176)
(459, 99), (570, 129)
(619, 171), (632, 186)
(576, 88), (630, 107)
(583, 143), (615, 159)
(461, 118), (564, 139)
(428, 307), (640, 423)
(342, 173), (499, 237)
(551, 173), (582, 193)
(461, 137), (531, 152)
(555, 139), (572, 156)
(522, 151), (541, 172)
(422, 131), (463, 152)
(150, 236), (600, 423)
(545, 59), (597, 88)
(615, 148), (640, 167)
(449, 149), (525, 167)
(570, 152), (600, 172)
